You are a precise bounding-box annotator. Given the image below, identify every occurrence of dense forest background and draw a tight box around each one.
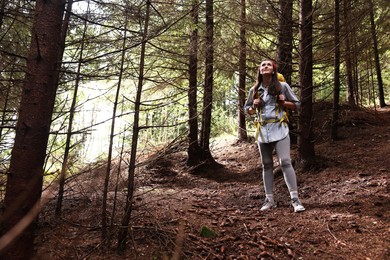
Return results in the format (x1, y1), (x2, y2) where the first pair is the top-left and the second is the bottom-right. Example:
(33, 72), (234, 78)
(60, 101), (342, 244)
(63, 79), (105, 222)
(0, 0), (388, 258)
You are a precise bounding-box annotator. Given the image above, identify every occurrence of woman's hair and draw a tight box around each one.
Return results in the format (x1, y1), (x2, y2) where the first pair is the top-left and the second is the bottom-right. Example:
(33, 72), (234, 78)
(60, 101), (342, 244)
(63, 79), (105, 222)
(252, 60), (281, 99)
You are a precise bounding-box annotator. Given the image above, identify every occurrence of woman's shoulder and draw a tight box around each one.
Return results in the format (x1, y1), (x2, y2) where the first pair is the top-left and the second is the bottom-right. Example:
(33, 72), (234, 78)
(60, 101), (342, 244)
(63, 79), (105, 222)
(279, 81), (291, 90)
(279, 81), (289, 87)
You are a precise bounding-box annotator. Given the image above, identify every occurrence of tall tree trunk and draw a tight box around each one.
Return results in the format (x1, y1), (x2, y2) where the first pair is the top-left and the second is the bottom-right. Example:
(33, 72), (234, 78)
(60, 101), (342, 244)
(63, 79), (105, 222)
(0, 0), (6, 29)
(0, 73), (12, 141)
(187, 0), (202, 167)
(352, 34), (360, 106)
(277, 0), (293, 85)
(368, 50), (377, 108)
(117, 0), (150, 252)
(331, 0), (340, 140)
(277, 0), (296, 144)
(297, 0), (315, 168)
(55, 0), (75, 216)
(368, 0), (386, 107)
(0, 0), (65, 258)
(343, 0), (356, 107)
(199, 0), (215, 163)
(109, 105), (126, 246)
(102, 5), (127, 243)
(237, 0), (247, 141)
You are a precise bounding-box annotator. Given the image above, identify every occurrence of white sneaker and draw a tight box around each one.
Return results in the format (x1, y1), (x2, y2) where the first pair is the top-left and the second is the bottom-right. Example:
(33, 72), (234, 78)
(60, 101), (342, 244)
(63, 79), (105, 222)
(291, 198), (305, 212)
(260, 198), (276, 211)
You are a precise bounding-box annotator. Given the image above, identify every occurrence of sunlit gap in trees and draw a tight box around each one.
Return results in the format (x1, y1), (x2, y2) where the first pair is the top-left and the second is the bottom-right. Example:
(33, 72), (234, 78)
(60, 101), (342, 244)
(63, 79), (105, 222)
(45, 79), (131, 175)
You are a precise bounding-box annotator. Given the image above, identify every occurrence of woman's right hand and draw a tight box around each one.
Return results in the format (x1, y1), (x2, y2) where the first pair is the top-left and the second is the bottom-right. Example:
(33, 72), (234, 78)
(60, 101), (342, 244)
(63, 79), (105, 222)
(253, 98), (263, 108)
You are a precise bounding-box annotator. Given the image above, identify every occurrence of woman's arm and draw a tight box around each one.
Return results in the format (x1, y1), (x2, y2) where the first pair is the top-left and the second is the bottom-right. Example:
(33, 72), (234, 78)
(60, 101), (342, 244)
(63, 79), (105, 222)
(244, 87), (256, 115)
(278, 82), (300, 111)
(277, 97), (296, 110)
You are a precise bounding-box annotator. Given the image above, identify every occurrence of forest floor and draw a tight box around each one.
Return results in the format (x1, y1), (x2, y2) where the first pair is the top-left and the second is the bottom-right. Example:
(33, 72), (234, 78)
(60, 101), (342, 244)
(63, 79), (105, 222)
(35, 102), (390, 259)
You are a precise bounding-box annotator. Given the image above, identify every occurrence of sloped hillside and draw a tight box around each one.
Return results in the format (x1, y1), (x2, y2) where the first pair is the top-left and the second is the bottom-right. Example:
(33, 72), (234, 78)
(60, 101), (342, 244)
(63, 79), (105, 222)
(35, 104), (390, 259)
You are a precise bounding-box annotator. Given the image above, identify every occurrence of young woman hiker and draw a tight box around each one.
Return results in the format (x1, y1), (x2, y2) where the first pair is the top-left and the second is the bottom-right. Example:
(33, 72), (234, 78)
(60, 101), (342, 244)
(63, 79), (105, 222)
(245, 59), (305, 213)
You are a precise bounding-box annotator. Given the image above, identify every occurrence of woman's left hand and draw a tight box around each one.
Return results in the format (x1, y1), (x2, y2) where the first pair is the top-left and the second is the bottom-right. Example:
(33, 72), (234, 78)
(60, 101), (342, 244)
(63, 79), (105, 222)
(277, 94), (285, 105)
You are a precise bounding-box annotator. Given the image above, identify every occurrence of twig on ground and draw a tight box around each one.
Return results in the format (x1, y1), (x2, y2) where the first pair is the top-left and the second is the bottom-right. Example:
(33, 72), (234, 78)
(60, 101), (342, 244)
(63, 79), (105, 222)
(327, 224), (346, 246)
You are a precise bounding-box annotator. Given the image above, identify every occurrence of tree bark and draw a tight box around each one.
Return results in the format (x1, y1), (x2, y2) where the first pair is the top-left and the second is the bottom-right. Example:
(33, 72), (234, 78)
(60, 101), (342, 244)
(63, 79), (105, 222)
(343, 0), (356, 107)
(199, 0), (215, 164)
(277, 0), (296, 144)
(55, 0), (75, 216)
(368, 0), (386, 107)
(277, 0), (293, 85)
(0, 0), (65, 258)
(200, 0), (214, 149)
(0, 0), (6, 30)
(297, 0), (315, 168)
(102, 5), (127, 243)
(0, 74), (12, 141)
(352, 34), (360, 106)
(237, 0), (247, 141)
(186, 0), (202, 167)
(331, 0), (340, 140)
(117, 0), (150, 252)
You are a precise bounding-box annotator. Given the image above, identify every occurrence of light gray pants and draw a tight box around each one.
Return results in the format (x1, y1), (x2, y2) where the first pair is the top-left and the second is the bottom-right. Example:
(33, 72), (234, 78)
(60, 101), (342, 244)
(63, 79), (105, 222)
(258, 135), (298, 195)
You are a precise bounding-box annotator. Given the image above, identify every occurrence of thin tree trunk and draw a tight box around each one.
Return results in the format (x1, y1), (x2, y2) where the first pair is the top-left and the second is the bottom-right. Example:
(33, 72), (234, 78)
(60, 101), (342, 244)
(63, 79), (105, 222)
(199, 0), (215, 163)
(109, 106), (126, 246)
(368, 49), (377, 108)
(0, 73), (12, 141)
(102, 9), (128, 243)
(55, 0), (76, 216)
(117, 0), (150, 252)
(237, 0), (247, 141)
(277, 0), (296, 144)
(0, 0), (6, 29)
(277, 0), (293, 85)
(186, 0), (202, 167)
(331, 0), (340, 140)
(352, 34), (360, 106)
(343, 0), (356, 107)
(0, 0), (65, 258)
(297, 0), (315, 168)
(368, 0), (386, 107)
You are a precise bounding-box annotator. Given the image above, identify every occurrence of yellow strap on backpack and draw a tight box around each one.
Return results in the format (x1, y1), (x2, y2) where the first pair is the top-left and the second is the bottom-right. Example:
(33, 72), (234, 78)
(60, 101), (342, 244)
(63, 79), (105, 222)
(254, 102), (289, 142)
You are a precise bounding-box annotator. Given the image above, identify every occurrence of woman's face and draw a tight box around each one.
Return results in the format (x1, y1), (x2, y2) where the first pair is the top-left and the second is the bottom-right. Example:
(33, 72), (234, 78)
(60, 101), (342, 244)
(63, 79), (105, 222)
(259, 60), (274, 75)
